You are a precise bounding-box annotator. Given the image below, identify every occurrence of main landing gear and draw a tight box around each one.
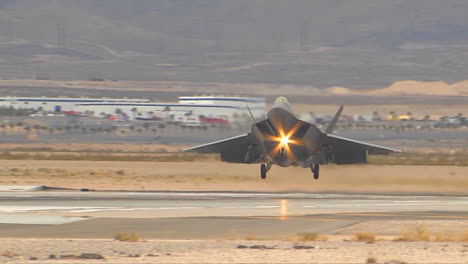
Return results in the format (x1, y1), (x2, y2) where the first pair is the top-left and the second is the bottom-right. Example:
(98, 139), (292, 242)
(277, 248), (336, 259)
(311, 164), (320, 179)
(260, 163), (271, 179)
(260, 164), (267, 179)
(260, 163), (319, 180)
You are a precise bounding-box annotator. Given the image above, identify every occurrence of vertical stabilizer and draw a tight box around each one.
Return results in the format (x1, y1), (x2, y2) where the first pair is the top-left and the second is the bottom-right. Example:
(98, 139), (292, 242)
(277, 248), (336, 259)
(246, 105), (255, 121)
(325, 105), (344, 133)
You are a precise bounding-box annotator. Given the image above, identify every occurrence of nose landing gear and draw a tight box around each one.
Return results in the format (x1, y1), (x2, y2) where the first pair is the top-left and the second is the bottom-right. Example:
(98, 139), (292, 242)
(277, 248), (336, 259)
(311, 164), (320, 179)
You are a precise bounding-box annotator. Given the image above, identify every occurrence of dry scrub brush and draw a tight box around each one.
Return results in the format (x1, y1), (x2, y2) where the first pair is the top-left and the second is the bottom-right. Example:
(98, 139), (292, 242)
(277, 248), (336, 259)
(296, 232), (328, 242)
(353, 232), (376, 242)
(114, 233), (139, 242)
(395, 225), (468, 242)
(395, 224), (431, 241)
(245, 234), (258, 241)
(0, 251), (19, 258)
(433, 230), (468, 242)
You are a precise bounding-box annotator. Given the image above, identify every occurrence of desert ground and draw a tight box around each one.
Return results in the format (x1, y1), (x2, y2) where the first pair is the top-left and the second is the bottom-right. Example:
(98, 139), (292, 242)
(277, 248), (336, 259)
(1, 237), (468, 264)
(0, 159), (467, 194)
(2, 79), (468, 97)
(1, 143), (468, 263)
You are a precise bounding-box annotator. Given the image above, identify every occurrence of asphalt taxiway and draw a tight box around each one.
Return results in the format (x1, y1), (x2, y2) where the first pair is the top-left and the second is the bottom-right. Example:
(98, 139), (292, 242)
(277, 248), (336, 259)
(1, 190), (467, 239)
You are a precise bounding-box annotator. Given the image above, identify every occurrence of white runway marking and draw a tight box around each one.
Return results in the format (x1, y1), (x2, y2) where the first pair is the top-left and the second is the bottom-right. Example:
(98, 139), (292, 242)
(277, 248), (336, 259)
(68, 206), (205, 212)
(2, 200), (467, 214)
(0, 214), (87, 225)
(302, 201), (468, 208)
(0, 206), (114, 213)
(0, 206), (208, 213)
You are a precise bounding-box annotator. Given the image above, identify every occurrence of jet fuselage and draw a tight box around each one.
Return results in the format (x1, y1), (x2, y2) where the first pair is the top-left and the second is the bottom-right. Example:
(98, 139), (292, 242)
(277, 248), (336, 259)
(251, 97), (325, 168)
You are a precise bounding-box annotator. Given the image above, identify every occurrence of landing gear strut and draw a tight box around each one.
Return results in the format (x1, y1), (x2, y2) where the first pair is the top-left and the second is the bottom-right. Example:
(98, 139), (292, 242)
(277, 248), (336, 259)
(311, 164), (320, 179)
(260, 163), (272, 179)
(260, 164), (267, 179)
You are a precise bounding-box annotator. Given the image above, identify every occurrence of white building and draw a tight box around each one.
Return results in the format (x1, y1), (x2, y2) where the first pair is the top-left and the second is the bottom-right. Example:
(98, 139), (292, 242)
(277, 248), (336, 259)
(74, 96), (265, 125)
(74, 102), (258, 124)
(0, 97), (149, 112)
(0, 95), (266, 126)
(178, 96), (265, 119)
(179, 95), (264, 106)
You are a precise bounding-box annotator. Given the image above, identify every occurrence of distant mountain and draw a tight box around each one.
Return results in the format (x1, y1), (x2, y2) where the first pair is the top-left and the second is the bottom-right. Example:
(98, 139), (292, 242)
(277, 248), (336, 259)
(1, 0), (468, 88)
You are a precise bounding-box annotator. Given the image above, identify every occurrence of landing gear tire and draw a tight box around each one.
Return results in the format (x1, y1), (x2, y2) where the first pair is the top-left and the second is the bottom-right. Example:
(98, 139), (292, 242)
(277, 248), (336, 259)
(311, 164), (320, 180)
(260, 164), (267, 179)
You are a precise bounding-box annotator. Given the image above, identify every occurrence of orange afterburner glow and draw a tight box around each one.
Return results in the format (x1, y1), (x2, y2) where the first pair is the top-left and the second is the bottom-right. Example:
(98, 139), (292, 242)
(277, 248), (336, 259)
(280, 136), (290, 146)
(265, 122), (303, 160)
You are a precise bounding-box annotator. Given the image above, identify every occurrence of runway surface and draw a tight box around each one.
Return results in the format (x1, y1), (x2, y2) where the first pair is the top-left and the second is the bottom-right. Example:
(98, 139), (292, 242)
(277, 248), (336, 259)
(1, 191), (467, 239)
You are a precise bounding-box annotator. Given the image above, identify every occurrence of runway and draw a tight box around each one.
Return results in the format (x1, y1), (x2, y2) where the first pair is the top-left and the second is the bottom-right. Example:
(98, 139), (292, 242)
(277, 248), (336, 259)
(1, 190), (467, 239)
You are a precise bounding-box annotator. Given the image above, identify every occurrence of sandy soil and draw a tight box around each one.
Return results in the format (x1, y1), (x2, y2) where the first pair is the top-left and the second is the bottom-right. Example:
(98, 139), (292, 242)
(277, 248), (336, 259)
(2, 79), (468, 97)
(1, 160), (468, 194)
(367, 80), (468, 96)
(1, 238), (467, 263)
(335, 220), (468, 236)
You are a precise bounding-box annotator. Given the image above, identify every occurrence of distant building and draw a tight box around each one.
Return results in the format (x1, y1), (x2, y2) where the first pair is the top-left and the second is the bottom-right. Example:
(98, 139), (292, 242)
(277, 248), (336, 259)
(0, 97), (149, 112)
(75, 102), (258, 124)
(178, 95), (265, 119)
(178, 95), (265, 107)
(76, 95), (266, 125)
(0, 95), (266, 126)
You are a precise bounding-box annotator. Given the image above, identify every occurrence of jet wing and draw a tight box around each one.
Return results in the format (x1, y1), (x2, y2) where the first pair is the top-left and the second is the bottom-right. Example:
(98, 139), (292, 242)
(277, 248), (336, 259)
(326, 134), (401, 164)
(327, 134), (401, 154)
(184, 133), (251, 153)
(184, 133), (262, 163)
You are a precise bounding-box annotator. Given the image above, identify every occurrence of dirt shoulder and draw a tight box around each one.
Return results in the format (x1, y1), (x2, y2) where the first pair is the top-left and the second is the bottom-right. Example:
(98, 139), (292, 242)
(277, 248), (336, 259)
(1, 159), (468, 194)
(1, 238), (467, 263)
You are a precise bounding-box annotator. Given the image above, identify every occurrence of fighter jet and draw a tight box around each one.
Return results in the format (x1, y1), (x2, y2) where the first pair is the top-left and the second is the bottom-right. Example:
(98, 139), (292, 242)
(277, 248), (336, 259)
(185, 97), (400, 179)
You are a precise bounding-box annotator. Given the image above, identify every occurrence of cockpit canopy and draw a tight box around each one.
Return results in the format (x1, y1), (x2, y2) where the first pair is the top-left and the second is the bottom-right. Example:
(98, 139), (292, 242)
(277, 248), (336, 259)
(274, 96), (290, 104)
